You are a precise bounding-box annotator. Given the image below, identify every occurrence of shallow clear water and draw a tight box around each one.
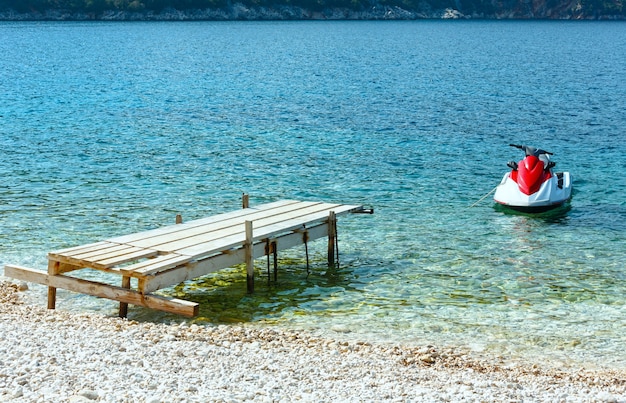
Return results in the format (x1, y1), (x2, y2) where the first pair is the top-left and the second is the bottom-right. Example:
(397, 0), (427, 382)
(1, 20), (625, 369)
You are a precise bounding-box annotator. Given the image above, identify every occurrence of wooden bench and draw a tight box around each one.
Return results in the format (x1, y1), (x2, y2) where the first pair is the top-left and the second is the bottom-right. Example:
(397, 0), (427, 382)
(5, 198), (370, 317)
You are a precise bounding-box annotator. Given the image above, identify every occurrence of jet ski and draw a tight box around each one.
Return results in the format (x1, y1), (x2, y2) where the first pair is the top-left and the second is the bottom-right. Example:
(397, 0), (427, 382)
(494, 144), (572, 213)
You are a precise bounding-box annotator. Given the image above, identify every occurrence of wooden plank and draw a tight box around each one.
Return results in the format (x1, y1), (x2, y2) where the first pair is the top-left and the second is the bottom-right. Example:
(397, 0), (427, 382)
(250, 203), (360, 236)
(93, 248), (159, 268)
(175, 204), (361, 258)
(49, 241), (110, 256)
(173, 230), (250, 258)
(134, 255), (193, 277)
(125, 221), (245, 250)
(50, 247), (159, 272)
(121, 254), (192, 277)
(179, 200), (303, 227)
(118, 254), (180, 273)
(253, 204), (361, 239)
(140, 222), (329, 293)
(4, 265), (199, 317)
(124, 201), (323, 251)
(108, 200), (302, 245)
(69, 244), (141, 261)
(228, 202), (339, 236)
(124, 201), (334, 255)
(49, 255), (105, 271)
(48, 241), (114, 259)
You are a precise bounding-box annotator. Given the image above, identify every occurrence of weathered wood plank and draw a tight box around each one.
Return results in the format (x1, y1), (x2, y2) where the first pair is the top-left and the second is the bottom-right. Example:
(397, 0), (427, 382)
(253, 204), (361, 239)
(126, 202), (339, 256)
(49, 243), (160, 270)
(4, 265), (199, 317)
(93, 248), (160, 268)
(48, 241), (114, 260)
(122, 254), (192, 277)
(175, 204), (360, 258)
(118, 254), (181, 274)
(125, 201), (323, 251)
(172, 200), (304, 228)
(70, 244), (143, 261)
(50, 248), (159, 272)
(108, 200), (303, 246)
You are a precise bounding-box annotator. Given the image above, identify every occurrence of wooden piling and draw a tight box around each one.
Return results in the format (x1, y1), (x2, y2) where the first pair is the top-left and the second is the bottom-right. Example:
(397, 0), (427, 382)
(272, 241), (278, 282)
(303, 228), (310, 275)
(119, 276), (131, 318)
(47, 260), (60, 310)
(327, 211), (337, 267)
(265, 239), (271, 285)
(245, 220), (254, 293)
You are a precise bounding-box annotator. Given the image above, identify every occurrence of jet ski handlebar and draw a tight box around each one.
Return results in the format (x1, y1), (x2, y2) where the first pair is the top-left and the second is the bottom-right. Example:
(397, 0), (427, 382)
(508, 144), (553, 157)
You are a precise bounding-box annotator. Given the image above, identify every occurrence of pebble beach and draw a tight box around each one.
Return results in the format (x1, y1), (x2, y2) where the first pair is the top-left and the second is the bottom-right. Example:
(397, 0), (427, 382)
(1, 282), (625, 402)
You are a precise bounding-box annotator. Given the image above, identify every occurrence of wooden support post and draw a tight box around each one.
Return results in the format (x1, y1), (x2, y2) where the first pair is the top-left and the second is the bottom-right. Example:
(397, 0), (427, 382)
(265, 239), (271, 285)
(175, 214), (183, 224)
(327, 211), (337, 268)
(303, 229), (310, 276)
(242, 193), (249, 209)
(47, 260), (60, 310)
(119, 276), (131, 318)
(272, 241), (278, 282)
(245, 220), (254, 293)
(335, 217), (340, 268)
(47, 288), (57, 310)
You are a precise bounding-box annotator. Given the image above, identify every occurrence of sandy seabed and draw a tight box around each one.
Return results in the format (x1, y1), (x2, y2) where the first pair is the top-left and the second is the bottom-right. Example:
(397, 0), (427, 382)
(1, 281), (624, 403)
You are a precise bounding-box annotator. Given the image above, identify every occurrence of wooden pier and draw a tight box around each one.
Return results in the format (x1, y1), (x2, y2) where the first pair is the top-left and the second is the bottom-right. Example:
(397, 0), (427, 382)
(4, 197), (371, 317)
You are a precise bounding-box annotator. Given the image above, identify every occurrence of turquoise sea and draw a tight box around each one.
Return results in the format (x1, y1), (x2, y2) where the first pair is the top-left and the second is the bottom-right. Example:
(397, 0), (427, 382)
(1, 20), (625, 369)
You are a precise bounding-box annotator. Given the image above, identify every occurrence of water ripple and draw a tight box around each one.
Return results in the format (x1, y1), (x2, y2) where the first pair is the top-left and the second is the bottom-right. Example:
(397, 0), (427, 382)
(1, 20), (625, 369)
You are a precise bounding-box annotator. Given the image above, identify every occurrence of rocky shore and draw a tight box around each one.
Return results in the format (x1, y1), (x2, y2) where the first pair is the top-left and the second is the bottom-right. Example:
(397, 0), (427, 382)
(1, 2), (624, 20)
(0, 5), (448, 21)
(1, 281), (625, 402)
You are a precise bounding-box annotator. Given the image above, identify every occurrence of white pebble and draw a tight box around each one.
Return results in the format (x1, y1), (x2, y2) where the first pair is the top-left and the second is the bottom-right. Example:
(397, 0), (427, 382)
(0, 282), (624, 403)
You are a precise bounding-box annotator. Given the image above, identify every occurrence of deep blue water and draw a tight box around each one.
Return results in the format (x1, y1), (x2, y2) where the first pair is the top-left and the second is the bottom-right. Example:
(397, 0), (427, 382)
(1, 20), (625, 369)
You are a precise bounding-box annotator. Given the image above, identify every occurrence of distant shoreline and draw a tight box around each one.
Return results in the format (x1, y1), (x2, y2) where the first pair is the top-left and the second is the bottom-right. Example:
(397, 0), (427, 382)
(1, 5), (625, 21)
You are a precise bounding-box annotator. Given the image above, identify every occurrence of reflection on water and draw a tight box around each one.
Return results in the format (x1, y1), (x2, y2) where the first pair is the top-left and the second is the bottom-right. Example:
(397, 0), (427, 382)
(129, 255), (359, 324)
(493, 202), (573, 224)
